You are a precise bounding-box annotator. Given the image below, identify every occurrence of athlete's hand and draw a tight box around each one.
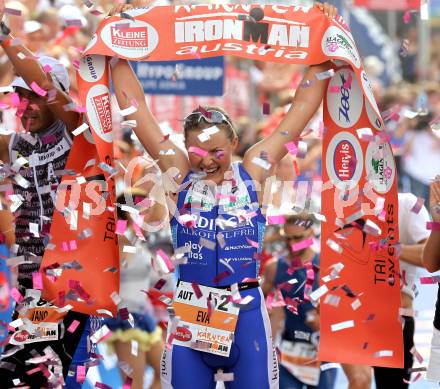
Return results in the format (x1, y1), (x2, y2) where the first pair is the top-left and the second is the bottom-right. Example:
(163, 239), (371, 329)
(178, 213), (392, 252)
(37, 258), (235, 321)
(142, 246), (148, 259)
(315, 2), (338, 19)
(430, 176), (440, 222)
(108, 3), (134, 17)
(0, 0), (5, 21)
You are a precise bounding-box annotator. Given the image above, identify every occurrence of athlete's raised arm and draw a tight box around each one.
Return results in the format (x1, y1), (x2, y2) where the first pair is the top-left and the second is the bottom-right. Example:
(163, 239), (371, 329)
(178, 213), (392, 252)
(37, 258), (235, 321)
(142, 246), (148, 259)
(243, 62), (332, 185)
(0, 0), (80, 134)
(108, 5), (190, 180)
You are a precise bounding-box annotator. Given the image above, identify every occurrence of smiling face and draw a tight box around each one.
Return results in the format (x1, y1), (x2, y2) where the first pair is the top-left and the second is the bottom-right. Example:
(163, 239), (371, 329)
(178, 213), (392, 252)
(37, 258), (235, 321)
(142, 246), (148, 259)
(16, 87), (56, 133)
(185, 127), (238, 185)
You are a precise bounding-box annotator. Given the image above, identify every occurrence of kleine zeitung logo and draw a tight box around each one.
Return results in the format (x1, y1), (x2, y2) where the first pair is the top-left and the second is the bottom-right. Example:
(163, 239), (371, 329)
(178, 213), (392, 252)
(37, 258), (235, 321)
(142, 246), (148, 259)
(86, 84), (113, 143)
(101, 20), (159, 59)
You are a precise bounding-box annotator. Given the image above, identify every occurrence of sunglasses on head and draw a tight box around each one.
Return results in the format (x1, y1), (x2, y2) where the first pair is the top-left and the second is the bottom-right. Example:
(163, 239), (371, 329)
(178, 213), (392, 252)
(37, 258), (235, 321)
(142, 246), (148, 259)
(184, 108), (233, 129)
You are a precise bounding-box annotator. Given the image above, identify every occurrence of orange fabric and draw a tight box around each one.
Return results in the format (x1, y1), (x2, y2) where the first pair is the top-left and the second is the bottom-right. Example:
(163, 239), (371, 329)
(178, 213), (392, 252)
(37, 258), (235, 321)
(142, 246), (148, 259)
(44, 4), (402, 367)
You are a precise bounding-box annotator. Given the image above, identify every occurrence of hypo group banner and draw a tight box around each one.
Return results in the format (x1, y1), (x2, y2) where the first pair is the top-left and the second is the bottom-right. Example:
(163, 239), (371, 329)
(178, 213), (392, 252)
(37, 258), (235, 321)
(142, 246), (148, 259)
(53, 4), (401, 367)
(131, 56), (224, 96)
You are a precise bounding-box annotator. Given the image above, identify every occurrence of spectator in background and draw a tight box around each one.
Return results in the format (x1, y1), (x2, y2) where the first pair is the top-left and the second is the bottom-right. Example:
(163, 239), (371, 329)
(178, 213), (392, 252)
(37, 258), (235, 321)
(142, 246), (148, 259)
(423, 177), (440, 382)
(373, 192), (430, 388)
(262, 213), (337, 389)
(401, 112), (440, 204)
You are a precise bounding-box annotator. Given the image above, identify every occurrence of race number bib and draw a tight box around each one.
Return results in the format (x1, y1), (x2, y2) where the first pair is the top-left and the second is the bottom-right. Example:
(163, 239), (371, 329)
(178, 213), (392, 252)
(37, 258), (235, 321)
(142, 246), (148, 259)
(280, 339), (321, 386)
(172, 281), (239, 357)
(9, 289), (67, 345)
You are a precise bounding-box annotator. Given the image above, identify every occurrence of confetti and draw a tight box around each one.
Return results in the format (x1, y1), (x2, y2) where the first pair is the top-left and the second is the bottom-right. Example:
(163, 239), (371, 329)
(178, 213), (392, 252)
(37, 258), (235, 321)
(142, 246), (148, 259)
(327, 239), (342, 254)
(321, 363), (340, 371)
(410, 346), (424, 364)
(123, 245), (137, 254)
(291, 238), (313, 252)
(191, 282), (203, 299)
(373, 350), (393, 358)
(427, 221), (440, 231)
(410, 197), (425, 214)
(72, 123), (89, 136)
(30, 82), (47, 97)
(32, 272), (43, 289)
(403, 10), (412, 24)
(419, 275), (440, 284)
(309, 284), (329, 302)
(121, 119), (137, 128)
(0, 86), (14, 93)
(351, 299), (361, 310)
(251, 156), (271, 170)
(262, 102), (270, 115)
(323, 294), (340, 307)
(115, 220), (127, 235)
(316, 69), (335, 80)
(67, 320), (80, 333)
(267, 215), (286, 225)
(4, 7), (22, 16)
(329, 85), (340, 93)
(331, 320), (354, 332)
(119, 105), (138, 117)
(214, 370), (234, 382)
(188, 146), (208, 157)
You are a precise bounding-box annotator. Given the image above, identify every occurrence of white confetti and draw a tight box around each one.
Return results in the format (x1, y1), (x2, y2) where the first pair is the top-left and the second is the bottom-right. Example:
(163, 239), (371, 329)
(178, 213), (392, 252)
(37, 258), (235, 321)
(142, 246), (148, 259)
(309, 284), (329, 302)
(351, 299), (362, 310)
(251, 157), (271, 170)
(119, 105), (138, 117)
(331, 320), (354, 332)
(72, 123), (89, 136)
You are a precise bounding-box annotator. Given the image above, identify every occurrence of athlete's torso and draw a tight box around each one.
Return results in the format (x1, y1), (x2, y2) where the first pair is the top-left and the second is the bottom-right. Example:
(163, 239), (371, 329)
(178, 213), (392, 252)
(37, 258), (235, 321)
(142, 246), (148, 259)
(171, 162), (266, 287)
(9, 120), (72, 285)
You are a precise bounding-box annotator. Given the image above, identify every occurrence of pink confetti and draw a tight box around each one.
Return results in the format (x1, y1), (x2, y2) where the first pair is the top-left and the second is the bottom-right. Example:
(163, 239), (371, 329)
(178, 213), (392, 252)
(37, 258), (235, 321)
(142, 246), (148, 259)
(246, 238), (259, 249)
(42, 64), (52, 73)
(116, 220), (127, 235)
(267, 215), (286, 225)
(403, 10), (412, 24)
(427, 221), (440, 231)
(262, 102), (270, 115)
(410, 197), (425, 214)
(410, 346), (424, 364)
(69, 240), (77, 250)
(10, 287), (23, 303)
(191, 282), (203, 299)
(420, 275), (440, 284)
(122, 376), (133, 389)
(284, 141), (298, 155)
(4, 7), (22, 16)
(291, 238), (314, 252)
(77, 365), (86, 383)
(30, 82), (47, 97)
(188, 146), (208, 157)
(67, 320), (80, 333)
(343, 72), (353, 89)
(329, 85), (340, 93)
(157, 249), (174, 272)
(95, 383), (113, 389)
(32, 272), (43, 290)
(154, 279), (166, 290)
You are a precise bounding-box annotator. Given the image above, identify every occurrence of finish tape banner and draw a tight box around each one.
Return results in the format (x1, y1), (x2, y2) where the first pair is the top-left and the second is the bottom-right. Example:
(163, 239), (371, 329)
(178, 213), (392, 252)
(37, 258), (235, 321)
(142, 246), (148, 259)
(62, 4), (401, 366)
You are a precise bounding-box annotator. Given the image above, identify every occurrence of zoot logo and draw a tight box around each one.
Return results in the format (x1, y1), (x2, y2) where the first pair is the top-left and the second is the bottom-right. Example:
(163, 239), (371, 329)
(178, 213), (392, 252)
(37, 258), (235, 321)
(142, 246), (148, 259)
(327, 69), (363, 129)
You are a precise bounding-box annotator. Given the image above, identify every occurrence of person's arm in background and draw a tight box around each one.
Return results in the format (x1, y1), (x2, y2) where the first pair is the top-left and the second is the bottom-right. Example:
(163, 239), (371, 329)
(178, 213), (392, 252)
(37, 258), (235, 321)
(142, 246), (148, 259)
(0, 0), (80, 133)
(400, 241), (427, 266)
(424, 178), (440, 273)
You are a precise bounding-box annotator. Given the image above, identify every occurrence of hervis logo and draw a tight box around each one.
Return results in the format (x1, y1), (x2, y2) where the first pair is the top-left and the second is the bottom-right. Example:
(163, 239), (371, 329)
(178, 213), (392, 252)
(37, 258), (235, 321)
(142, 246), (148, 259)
(86, 84), (113, 143)
(326, 131), (363, 191)
(101, 20), (159, 59)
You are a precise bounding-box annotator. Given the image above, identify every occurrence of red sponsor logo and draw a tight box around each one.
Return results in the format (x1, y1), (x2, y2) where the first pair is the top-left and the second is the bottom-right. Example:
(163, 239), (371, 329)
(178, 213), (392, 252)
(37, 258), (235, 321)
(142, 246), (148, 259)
(333, 140), (356, 181)
(174, 326), (192, 342)
(13, 329), (30, 343)
(92, 92), (112, 134)
(111, 26), (148, 48)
